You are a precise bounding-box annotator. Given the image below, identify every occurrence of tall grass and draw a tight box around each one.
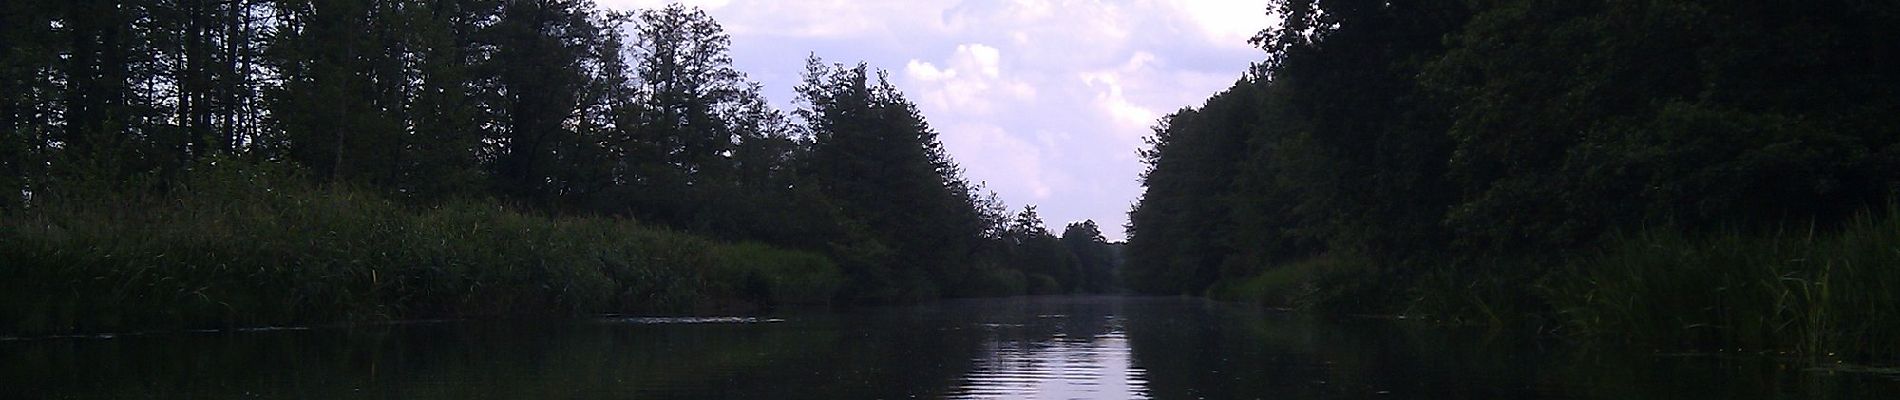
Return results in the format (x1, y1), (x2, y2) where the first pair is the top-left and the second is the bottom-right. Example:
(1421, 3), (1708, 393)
(0, 165), (842, 336)
(1208, 253), (1401, 314)
(1545, 212), (1900, 361)
(1213, 209), (1900, 362)
(1209, 255), (1342, 308)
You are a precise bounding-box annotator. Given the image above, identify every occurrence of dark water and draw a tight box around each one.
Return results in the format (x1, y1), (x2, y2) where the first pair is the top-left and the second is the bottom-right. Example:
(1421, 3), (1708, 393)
(4, 296), (1896, 399)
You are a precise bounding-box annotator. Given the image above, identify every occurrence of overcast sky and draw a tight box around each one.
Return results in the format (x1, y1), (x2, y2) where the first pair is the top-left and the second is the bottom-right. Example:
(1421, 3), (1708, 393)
(600, 0), (1271, 241)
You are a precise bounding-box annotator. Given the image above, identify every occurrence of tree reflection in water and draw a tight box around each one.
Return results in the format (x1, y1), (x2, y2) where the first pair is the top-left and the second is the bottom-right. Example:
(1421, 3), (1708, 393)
(4, 297), (1895, 399)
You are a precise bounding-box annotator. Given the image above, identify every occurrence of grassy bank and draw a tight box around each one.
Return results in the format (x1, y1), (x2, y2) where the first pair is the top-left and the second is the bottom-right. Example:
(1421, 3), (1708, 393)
(1546, 213), (1900, 362)
(1209, 255), (1367, 310)
(1214, 211), (1900, 362)
(0, 167), (842, 336)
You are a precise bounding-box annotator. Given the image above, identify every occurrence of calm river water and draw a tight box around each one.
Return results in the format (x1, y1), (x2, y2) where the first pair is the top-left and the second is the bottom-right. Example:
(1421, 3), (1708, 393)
(4, 296), (1895, 399)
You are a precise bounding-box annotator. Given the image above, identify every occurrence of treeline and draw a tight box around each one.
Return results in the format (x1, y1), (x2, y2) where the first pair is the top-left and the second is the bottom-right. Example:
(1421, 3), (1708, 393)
(1128, 0), (1900, 358)
(0, 0), (1115, 333)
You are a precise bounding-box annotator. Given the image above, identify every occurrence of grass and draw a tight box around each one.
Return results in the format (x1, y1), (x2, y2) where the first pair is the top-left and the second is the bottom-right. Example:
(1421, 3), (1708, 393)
(1211, 209), (1900, 363)
(0, 165), (842, 336)
(1209, 256), (1334, 308)
(1209, 253), (1385, 312)
(1545, 212), (1900, 362)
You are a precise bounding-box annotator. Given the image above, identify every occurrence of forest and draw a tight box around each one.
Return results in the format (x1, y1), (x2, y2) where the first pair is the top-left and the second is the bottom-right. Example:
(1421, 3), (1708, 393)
(1127, 0), (1900, 361)
(0, 0), (1120, 335)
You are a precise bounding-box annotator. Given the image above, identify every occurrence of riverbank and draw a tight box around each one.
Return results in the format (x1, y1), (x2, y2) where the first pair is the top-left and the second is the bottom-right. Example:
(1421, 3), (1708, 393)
(0, 169), (843, 336)
(1543, 212), (1900, 361)
(1211, 211), (1900, 363)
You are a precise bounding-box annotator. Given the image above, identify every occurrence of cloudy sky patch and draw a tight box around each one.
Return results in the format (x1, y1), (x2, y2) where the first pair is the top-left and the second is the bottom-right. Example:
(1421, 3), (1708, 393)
(600, 0), (1271, 241)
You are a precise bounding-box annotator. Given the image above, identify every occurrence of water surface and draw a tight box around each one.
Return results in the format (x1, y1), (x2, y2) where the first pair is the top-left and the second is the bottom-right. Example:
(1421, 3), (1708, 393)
(5, 296), (1894, 399)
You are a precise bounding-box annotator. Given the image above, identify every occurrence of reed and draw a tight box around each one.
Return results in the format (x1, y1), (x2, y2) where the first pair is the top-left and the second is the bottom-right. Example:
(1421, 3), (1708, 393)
(1217, 208), (1900, 362)
(0, 166), (841, 336)
(1210, 254), (1397, 313)
(1209, 255), (1337, 308)
(1545, 210), (1900, 361)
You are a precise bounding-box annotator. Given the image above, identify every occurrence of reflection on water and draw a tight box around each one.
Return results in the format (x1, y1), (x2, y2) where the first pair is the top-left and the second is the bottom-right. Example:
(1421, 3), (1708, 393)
(4, 296), (1896, 399)
(947, 299), (1146, 399)
(955, 331), (1144, 399)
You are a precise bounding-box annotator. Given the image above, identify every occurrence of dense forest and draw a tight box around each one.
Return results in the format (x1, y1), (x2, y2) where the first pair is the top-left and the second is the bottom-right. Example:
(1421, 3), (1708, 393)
(0, 0), (1121, 334)
(1128, 0), (1900, 360)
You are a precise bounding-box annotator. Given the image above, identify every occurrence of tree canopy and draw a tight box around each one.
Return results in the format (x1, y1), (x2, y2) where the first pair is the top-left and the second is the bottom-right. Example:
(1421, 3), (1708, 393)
(1127, 0), (1900, 312)
(0, 0), (1119, 303)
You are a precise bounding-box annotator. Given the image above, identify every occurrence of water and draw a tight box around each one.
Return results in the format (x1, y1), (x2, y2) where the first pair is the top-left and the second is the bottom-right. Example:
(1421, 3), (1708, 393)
(4, 296), (1895, 399)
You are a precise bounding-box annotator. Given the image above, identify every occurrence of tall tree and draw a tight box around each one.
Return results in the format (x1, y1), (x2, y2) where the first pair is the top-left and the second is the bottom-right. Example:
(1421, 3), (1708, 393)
(397, 0), (499, 199)
(1005, 205), (1078, 293)
(478, 0), (607, 202)
(1128, 0), (1900, 313)
(600, 4), (793, 237)
(0, 0), (66, 207)
(59, 0), (168, 180)
(795, 56), (988, 300)
(267, 0), (411, 186)
(1124, 98), (1253, 295)
(1431, 0), (1900, 253)
(1061, 220), (1116, 293)
(627, 4), (749, 185)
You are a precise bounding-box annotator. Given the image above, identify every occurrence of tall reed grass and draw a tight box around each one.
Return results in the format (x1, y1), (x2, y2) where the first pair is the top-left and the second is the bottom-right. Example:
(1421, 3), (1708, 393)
(0, 165), (842, 335)
(1216, 209), (1900, 362)
(1209, 255), (1354, 309)
(1546, 212), (1900, 361)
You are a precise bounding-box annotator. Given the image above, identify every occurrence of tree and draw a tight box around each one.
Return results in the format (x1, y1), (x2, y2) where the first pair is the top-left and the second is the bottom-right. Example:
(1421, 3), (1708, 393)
(394, 0), (499, 199)
(1061, 220), (1116, 293)
(599, 4), (793, 238)
(478, 0), (609, 203)
(1128, 0), (1900, 314)
(627, 4), (751, 184)
(0, 0), (66, 207)
(795, 55), (989, 301)
(1124, 98), (1253, 295)
(0, 0), (1064, 306)
(1004, 206), (1078, 294)
(267, 0), (411, 186)
(1430, 0), (1900, 253)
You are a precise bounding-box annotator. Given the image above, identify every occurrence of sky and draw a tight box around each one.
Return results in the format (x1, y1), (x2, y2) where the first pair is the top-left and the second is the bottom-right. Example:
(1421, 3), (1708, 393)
(599, 0), (1272, 242)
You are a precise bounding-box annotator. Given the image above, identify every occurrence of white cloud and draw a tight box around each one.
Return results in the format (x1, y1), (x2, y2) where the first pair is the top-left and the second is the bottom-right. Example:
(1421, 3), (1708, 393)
(965, 43), (1001, 78)
(905, 60), (954, 81)
(942, 123), (1053, 200)
(904, 43), (1035, 116)
(1080, 52), (1165, 143)
(1171, 0), (1273, 48)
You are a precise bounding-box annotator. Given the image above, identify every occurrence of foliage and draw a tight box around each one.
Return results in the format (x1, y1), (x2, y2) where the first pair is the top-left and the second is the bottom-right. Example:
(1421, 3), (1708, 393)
(1547, 212), (1900, 361)
(1128, 0), (1900, 359)
(1061, 220), (1118, 293)
(0, 0), (1126, 334)
(0, 160), (841, 335)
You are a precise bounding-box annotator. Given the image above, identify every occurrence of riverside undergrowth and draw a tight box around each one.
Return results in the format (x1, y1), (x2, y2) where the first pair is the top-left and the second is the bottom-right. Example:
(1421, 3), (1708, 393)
(1213, 210), (1900, 364)
(0, 164), (842, 336)
(1546, 212), (1900, 363)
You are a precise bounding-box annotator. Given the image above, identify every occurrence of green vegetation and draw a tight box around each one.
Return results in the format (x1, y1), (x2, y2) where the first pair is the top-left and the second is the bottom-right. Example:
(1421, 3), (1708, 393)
(0, 0), (1117, 335)
(1129, 0), (1900, 362)
(1208, 254), (1372, 312)
(0, 162), (841, 335)
(1549, 213), (1900, 360)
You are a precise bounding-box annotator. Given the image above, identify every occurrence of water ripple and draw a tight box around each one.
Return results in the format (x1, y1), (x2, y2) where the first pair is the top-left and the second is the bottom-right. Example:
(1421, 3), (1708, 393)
(952, 330), (1149, 399)
(596, 316), (786, 324)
